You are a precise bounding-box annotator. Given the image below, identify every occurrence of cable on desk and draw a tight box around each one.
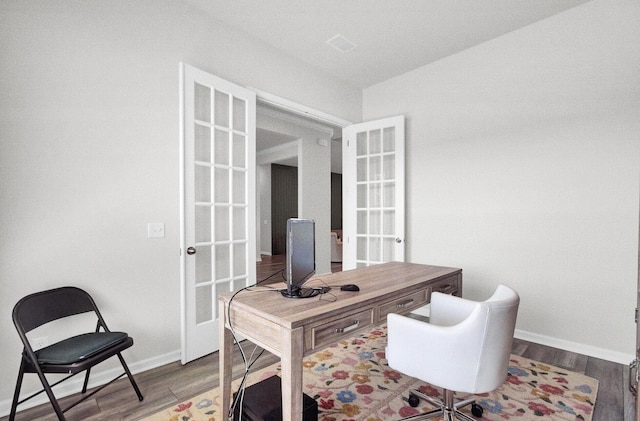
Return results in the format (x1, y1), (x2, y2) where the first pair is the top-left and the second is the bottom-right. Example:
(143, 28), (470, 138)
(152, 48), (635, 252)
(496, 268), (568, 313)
(226, 268), (286, 419)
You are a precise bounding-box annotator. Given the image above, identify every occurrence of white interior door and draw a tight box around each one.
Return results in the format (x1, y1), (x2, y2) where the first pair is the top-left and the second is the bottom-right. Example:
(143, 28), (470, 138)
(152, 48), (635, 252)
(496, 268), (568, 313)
(342, 116), (405, 270)
(180, 63), (256, 364)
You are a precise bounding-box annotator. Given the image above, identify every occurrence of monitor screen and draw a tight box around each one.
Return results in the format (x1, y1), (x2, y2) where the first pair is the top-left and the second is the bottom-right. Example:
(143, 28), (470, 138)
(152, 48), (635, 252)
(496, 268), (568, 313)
(282, 218), (317, 298)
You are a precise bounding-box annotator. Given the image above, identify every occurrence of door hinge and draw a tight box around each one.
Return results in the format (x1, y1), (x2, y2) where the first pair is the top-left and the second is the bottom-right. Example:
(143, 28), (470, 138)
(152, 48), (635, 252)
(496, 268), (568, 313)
(630, 358), (639, 396)
(636, 308), (638, 323)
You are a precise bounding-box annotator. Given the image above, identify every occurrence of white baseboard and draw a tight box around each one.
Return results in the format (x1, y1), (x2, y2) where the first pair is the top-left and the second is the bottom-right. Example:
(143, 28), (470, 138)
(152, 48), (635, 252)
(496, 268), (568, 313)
(514, 329), (633, 365)
(406, 306), (632, 365)
(0, 349), (181, 418)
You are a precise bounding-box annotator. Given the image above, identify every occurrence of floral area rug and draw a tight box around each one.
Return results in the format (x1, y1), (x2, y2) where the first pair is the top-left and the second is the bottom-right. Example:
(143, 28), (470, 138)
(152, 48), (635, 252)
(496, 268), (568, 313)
(141, 324), (598, 421)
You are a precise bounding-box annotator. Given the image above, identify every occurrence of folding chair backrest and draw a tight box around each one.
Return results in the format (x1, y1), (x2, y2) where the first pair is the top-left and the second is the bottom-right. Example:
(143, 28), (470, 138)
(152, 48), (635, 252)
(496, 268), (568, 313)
(9, 286), (144, 420)
(13, 287), (98, 334)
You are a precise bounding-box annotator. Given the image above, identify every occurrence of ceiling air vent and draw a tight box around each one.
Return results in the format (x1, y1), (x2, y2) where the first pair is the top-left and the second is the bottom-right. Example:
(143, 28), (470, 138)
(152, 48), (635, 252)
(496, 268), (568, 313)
(326, 34), (357, 53)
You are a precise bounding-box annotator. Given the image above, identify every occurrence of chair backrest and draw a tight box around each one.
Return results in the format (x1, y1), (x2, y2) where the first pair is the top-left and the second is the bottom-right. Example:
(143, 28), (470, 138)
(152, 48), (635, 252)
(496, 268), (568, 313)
(468, 284), (520, 391)
(13, 287), (99, 335)
(387, 284), (519, 394)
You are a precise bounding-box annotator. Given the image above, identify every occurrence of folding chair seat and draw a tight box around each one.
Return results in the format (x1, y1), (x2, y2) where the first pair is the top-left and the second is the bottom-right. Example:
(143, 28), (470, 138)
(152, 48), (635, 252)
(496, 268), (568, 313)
(9, 286), (143, 420)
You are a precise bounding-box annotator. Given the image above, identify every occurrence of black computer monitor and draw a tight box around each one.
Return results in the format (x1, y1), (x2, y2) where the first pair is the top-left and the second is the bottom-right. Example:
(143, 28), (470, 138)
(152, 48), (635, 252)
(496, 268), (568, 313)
(281, 218), (318, 298)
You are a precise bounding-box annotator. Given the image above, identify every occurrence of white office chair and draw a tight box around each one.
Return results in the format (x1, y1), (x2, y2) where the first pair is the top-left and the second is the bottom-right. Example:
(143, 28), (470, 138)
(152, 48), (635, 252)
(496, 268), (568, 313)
(386, 284), (519, 421)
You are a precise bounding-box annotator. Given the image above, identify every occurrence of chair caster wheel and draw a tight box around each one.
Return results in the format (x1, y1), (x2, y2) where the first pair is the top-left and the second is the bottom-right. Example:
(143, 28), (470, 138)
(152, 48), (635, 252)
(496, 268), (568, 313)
(471, 403), (483, 417)
(407, 393), (420, 407)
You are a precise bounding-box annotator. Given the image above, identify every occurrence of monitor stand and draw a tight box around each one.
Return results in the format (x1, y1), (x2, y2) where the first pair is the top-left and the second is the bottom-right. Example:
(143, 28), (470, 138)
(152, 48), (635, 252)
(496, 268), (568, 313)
(281, 287), (320, 299)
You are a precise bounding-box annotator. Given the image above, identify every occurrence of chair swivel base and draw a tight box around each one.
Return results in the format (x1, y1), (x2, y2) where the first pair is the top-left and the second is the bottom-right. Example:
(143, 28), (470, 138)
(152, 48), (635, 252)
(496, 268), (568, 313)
(400, 388), (483, 421)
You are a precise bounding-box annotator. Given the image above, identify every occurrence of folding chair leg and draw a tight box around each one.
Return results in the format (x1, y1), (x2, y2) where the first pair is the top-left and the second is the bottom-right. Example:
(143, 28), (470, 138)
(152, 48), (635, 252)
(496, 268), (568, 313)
(117, 353), (144, 401)
(34, 367), (66, 420)
(9, 361), (26, 421)
(10, 359), (67, 421)
(82, 367), (91, 394)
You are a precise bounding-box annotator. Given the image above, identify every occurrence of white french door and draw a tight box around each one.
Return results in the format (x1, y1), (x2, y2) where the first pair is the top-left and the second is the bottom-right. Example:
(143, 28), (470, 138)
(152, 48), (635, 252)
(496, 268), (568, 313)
(342, 116), (405, 270)
(180, 63), (256, 364)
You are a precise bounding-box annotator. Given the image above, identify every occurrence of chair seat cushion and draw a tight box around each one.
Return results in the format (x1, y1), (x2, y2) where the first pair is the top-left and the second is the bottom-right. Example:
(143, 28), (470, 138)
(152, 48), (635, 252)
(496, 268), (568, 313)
(35, 332), (128, 365)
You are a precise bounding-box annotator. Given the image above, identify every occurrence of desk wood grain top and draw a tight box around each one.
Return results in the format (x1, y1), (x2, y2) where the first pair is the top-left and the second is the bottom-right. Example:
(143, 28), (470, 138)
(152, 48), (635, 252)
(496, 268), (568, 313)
(220, 261), (461, 330)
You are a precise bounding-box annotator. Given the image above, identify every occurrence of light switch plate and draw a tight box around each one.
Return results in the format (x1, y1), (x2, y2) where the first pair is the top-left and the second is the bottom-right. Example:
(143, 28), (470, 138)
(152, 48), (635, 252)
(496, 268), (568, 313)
(148, 223), (165, 238)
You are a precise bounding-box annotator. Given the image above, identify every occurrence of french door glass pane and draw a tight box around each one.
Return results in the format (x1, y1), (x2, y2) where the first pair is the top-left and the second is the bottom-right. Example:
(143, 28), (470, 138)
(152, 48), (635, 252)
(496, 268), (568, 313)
(370, 211), (381, 235)
(370, 237), (381, 261)
(383, 155), (394, 180)
(215, 244), (230, 279)
(215, 168), (229, 203)
(233, 97), (246, 131)
(357, 184), (367, 207)
(195, 206), (211, 242)
(369, 129), (381, 154)
(215, 91), (229, 127)
(233, 243), (247, 276)
(357, 132), (367, 155)
(215, 129), (229, 165)
(194, 83), (211, 122)
(383, 210), (395, 235)
(234, 278), (249, 290)
(370, 156), (381, 180)
(383, 182), (395, 207)
(383, 127), (395, 152)
(357, 237), (367, 260)
(232, 170), (246, 204)
(383, 238), (395, 260)
(369, 183), (381, 207)
(195, 124), (211, 162)
(357, 157), (367, 182)
(357, 210), (367, 234)
(233, 134), (246, 167)
(195, 165), (211, 202)
(215, 206), (230, 241)
(195, 245), (212, 284)
(233, 207), (246, 239)
(214, 282), (231, 317)
(195, 284), (212, 324)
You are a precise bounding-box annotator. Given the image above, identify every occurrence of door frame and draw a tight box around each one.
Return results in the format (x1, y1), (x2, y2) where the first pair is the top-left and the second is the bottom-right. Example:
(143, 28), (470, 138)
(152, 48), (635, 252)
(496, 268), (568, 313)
(253, 89), (352, 270)
(251, 88), (352, 129)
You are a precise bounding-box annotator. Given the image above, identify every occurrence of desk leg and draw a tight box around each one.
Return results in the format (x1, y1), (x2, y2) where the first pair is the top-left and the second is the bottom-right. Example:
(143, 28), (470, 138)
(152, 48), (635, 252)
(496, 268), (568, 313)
(281, 326), (304, 421)
(219, 304), (234, 421)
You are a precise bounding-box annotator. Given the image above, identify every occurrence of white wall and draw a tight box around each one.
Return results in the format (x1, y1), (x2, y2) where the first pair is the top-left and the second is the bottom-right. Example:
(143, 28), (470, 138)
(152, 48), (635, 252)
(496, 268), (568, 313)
(364, 0), (640, 362)
(298, 135), (333, 276)
(257, 164), (273, 256)
(0, 0), (360, 411)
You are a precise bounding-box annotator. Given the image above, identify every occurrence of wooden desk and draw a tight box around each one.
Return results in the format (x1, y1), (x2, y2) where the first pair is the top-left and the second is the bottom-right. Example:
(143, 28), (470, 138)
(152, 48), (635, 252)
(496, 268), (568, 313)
(218, 261), (462, 421)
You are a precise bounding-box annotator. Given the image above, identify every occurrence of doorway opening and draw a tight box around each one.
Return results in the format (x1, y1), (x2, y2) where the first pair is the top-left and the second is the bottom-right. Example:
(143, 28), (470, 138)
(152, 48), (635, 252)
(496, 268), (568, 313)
(255, 101), (344, 281)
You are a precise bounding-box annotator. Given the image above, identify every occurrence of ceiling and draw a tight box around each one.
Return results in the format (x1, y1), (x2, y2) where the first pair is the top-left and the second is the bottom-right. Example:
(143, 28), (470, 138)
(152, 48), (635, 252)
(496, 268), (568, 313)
(184, 0), (591, 172)
(183, 0), (590, 89)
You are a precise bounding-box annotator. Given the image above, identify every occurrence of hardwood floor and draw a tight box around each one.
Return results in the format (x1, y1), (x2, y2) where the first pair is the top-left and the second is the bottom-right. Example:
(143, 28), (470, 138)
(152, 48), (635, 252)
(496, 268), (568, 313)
(3, 257), (632, 421)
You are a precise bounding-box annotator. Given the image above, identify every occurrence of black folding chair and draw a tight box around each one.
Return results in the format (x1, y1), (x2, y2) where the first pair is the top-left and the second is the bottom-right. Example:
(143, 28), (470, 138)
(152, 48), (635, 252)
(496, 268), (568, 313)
(9, 286), (143, 420)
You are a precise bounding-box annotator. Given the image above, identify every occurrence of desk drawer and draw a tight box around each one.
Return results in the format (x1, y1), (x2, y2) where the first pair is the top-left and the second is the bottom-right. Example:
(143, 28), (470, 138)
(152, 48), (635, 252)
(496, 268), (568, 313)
(310, 308), (374, 350)
(429, 275), (460, 299)
(378, 289), (427, 321)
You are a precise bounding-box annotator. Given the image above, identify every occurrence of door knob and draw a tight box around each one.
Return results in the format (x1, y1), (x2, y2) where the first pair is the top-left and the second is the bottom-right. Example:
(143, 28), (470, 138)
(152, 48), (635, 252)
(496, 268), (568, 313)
(395, 237), (402, 243)
(186, 247), (196, 255)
